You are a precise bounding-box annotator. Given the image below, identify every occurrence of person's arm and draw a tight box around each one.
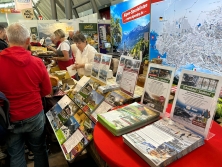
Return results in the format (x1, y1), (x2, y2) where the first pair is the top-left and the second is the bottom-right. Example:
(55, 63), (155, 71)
(47, 45), (57, 52)
(84, 46), (97, 72)
(52, 42), (70, 61)
(53, 50), (69, 61)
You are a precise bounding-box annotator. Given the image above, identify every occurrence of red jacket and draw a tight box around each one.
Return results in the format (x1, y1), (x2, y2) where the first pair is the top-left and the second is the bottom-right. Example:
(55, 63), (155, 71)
(0, 46), (51, 122)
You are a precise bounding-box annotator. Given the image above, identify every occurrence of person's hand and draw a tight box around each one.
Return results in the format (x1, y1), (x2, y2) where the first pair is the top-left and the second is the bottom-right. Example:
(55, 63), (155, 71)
(47, 45), (56, 52)
(72, 63), (84, 70)
(51, 57), (58, 61)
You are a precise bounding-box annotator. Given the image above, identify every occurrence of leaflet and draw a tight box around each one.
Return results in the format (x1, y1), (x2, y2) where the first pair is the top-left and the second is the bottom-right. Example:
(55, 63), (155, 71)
(170, 70), (222, 138)
(141, 63), (175, 116)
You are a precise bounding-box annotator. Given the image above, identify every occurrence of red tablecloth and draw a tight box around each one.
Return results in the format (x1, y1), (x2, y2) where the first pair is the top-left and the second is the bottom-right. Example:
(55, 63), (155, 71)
(93, 104), (222, 167)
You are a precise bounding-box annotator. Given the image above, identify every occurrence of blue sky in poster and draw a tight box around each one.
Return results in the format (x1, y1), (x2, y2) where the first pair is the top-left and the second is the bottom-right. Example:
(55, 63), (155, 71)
(110, 0), (150, 33)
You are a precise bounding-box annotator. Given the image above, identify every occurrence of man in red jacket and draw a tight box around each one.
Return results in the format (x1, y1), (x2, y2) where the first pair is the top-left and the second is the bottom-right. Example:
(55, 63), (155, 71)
(0, 23), (51, 167)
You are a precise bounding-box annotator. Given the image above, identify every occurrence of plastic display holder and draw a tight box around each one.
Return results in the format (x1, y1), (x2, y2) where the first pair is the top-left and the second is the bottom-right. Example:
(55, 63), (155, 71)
(205, 119), (215, 140)
(163, 112), (170, 118)
(206, 131), (215, 141)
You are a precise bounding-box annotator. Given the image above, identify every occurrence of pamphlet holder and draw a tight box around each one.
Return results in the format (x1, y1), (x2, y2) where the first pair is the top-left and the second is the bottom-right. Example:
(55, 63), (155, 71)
(163, 112), (170, 118)
(205, 132), (215, 141)
(205, 120), (215, 140)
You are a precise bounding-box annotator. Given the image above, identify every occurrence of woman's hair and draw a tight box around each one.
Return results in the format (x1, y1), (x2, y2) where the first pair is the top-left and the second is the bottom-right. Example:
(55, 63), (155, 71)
(6, 23), (30, 44)
(54, 29), (65, 38)
(73, 33), (86, 43)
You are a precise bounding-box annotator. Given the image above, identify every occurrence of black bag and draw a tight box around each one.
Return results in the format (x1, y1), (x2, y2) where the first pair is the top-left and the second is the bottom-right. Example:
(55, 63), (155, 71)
(0, 92), (12, 142)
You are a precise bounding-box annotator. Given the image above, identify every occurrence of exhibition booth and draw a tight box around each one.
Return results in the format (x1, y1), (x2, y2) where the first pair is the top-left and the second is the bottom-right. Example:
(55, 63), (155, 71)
(1, 0), (222, 167)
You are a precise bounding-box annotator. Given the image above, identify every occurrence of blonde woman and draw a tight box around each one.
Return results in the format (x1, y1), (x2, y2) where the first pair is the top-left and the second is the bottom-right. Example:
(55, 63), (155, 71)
(50, 29), (74, 70)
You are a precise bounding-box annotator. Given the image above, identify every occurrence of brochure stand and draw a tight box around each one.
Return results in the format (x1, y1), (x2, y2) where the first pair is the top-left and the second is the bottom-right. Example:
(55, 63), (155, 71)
(206, 120), (215, 140)
(170, 70), (222, 139)
(91, 53), (112, 84)
(163, 112), (170, 118)
(206, 131), (215, 140)
(141, 63), (175, 117)
(117, 57), (141, 97)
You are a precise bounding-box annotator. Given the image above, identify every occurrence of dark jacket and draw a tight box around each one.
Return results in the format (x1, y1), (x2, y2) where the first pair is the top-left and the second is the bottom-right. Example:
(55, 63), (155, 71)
(0, 39), (8, 51)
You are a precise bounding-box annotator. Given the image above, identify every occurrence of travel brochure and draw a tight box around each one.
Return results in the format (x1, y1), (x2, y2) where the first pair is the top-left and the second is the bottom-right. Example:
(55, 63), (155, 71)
(119, 58), (141, 97)
(115, 55), (133, 84)
(72, 82), (104, 116)
(123, 118), (204, 167)
(141, 63), (175, 117)
(121, 69), (222, 166)
(170, 70), (222, 138)
(91, 53), (112, 83)
(97, 102), (160, 136)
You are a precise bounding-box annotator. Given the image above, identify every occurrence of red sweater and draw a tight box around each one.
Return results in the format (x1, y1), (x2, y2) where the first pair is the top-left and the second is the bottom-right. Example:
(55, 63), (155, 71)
(0, 46), (51, 122)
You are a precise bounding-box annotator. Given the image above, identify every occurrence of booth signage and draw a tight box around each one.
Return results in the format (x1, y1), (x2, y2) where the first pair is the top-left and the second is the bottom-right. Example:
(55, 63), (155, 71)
(0, 8), (20, 13)
(122, 1), (150, 24)
(14, 0), (32, 11)
(21, 8), (34, 20)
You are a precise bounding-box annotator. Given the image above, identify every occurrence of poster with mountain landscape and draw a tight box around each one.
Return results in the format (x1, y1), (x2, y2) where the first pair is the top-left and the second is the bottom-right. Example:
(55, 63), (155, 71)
(110, 0), (150, 59)
(38, 22), (74, 40)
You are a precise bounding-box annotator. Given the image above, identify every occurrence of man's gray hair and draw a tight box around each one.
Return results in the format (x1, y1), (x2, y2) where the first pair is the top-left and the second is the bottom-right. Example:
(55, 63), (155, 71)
(6, 23), (30, 44)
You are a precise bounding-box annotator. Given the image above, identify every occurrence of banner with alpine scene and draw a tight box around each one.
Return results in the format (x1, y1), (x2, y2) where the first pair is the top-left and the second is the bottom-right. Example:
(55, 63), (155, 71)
(110, 0), (162, 59)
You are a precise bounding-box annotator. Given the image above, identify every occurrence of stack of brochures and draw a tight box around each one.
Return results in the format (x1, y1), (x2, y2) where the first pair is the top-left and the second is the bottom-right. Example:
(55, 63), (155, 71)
(121, 68), (222, 166)
(97, 102), (160, 136)
(122, 118), (204, 167)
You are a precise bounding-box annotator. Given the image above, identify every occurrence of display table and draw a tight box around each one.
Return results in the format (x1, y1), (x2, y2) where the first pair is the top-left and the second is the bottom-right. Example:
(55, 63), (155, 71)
(93, 104), (222, 167)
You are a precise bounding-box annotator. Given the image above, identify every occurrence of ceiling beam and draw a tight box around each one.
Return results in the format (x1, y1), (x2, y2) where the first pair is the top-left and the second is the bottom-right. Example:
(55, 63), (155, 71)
(71, 0), (79, 18)
(72, 0), (90, 9)
(55, 0), (65, 13)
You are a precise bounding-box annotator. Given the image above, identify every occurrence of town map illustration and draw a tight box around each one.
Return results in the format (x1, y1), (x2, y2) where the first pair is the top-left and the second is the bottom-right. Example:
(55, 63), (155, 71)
(150, 0), (222, 77)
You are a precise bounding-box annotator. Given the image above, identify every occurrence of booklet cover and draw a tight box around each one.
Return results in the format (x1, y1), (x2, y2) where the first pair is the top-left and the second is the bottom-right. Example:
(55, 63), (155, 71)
(91, 101), (113, 122)
(66, 76), (91, 99)
(72, 82), (105, 116)
(170, 70), (222, 138)
(141, 63), (175, 117)
(91, 53), (112, 83)
(97, 102), (160, 136)
(123, 118), (204, 167)
(105, 90), (133, 107)
(116, 55), (133, 84)
(119, 59), (141, 97)
(46, 95), (94, 162)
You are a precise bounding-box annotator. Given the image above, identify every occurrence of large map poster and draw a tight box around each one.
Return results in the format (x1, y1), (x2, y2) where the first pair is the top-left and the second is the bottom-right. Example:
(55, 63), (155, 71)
(150, 0), (222, 77)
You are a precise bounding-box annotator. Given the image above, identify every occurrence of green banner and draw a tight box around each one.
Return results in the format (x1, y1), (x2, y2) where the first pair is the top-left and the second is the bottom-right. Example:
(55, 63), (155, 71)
(79, 23), (97, 34)
(180, 85), (215, 97)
